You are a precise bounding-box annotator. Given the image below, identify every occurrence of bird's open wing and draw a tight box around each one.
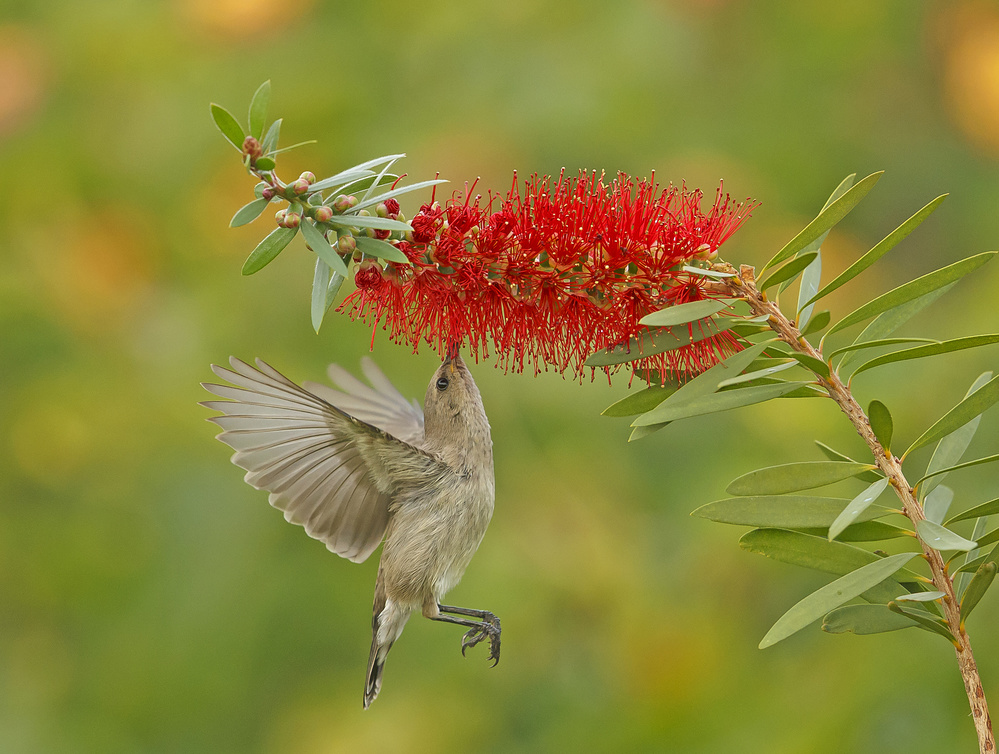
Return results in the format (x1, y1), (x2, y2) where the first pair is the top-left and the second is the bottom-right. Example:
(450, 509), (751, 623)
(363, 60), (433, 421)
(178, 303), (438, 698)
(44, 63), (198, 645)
(201, 358), (441, 564)
(303, 357), (425, 447)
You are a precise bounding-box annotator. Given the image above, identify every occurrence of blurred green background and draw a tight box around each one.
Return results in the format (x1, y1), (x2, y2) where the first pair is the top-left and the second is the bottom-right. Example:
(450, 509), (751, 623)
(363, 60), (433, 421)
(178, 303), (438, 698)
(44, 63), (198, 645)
(3, 1), (999, 752)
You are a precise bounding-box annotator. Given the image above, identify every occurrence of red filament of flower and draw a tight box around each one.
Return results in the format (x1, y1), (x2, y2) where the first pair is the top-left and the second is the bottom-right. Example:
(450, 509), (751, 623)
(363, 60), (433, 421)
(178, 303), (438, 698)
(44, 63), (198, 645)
(338, 170), (758, 382)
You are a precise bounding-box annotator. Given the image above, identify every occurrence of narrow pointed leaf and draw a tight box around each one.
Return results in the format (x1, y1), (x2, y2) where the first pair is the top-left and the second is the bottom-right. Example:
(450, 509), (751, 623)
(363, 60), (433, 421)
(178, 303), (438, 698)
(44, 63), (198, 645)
(804, 194), (948, 308)
(241, 226), (297, 275)
(916, 454), (999, 491)
(837, 285), (956, 369)
(960, 562), (997, 622)
(822, 604), (918, 635)
(801, 310), (831, 336)
(254, 157), (276, 171)
(309, 169), (376, 193)
(894, 590), (946, 602)
(921, 372), (992, 500)
(261, 118), (282, 153)
(248, 80), (270, 140)
(352, 179), (450, 212)
(229, 197), (270, 228)
(814, 441), (884, 482)
(957, 550), (995, 574)
(923, 485), (954, 525)
(829, 477), (890, 541)
(827, 253), (996, 337)
(299, 219), (350, 278)
(639, 299), (733, 327)
(799, 521), (911, 541)
(788, 353), (829, 378)
(632, 381), (806, 425)
(853, 335), (999, 379)
(210, 103), (245, 151)
(759, 252), (818, 291)
(602, 386), (677, 417)
(628, 422), (669, 441)
(322, 172), (398, 200)
(916, 520), (977, 552)
(353, 236), (409, 263)
(796, 252), (822, 329)
(696, 497), (892, 528)
(716, 360), (797, 388)
(760, 172), (883, 275)
(268, 140), (317, 156)
(727, 461), (877, 496)
(829, 337), (938, 360)
(311, 257), (332, 333)
(739, 528), (918, 581)
(759, 552), (916, 648)
(946, 497), (999, 526)
(868, 400), (893, 451)
(904, 373), (999, 459)
(586, 319), (742, 367)
(325, 214), (412, 231)
(887, 602), (956, 642)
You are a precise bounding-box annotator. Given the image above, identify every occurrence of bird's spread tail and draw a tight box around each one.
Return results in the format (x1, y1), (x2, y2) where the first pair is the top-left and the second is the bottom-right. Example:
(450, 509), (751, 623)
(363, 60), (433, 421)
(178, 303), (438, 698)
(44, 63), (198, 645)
(363, 599), (411, 709)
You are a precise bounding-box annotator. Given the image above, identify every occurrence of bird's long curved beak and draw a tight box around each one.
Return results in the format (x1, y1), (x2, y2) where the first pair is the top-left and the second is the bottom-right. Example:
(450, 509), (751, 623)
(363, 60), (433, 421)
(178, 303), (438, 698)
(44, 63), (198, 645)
(445, 342), (460, 373)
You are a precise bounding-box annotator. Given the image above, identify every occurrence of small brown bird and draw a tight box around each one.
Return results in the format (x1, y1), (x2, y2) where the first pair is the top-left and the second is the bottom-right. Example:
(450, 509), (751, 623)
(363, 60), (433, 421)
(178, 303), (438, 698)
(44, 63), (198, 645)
(201, 351), (499, 708)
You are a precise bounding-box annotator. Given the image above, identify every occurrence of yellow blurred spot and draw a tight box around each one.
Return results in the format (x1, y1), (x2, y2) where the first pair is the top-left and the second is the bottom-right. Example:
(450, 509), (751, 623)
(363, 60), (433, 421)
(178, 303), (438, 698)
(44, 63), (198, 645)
(10, 402), (90, 488)
(941, 5), (999, 154)
(0, 25), (49, 138)
(177, 0), (314, 39)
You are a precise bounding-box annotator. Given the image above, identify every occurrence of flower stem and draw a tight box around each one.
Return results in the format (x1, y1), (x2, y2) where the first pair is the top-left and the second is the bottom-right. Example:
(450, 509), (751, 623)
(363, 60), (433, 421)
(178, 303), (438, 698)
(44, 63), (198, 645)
(723, 263), (995, 754)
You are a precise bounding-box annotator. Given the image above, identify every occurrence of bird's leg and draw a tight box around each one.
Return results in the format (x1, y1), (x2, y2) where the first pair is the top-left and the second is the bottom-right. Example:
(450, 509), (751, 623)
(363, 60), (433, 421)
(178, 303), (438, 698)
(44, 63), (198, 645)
(431, 605), (501, 666)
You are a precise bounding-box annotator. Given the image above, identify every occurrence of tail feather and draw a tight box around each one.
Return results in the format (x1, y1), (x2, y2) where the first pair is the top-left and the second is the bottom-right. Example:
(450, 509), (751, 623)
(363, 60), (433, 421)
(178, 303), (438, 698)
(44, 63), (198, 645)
(363, 567), (411, 709)
(363, 638), (391, 709)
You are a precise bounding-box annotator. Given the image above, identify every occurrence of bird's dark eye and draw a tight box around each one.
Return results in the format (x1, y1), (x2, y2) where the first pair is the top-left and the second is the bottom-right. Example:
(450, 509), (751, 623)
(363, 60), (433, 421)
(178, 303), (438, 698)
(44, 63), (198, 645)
(436, 376), (450, 391)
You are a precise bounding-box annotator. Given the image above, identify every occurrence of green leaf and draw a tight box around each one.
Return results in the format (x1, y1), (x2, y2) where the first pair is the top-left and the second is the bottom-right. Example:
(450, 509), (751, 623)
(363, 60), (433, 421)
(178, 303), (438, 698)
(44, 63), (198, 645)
(837, 285), (956, 370)
(229, 197), (270, 228)
(916, 520), (978, 552)
(828, 337), (938, 361)
(585, 319), (739, 368)
(311, 257), (332, 333)
(915, 453), (999, 491)
(254, 157), (276, 171)
(353, 236), (409, 263)
(323, 172), (398, 199)
(325, 214), (412, 231)
(759, 252), (819, 291)
(814, 441), (884, 482)
(894, 590), (946, 602)
(241, 226), (297, 275)
(632, 380), (806, 425)
(799, 521), (911, 541)
(352, 179), (450, 212)
(261, 118), (282, 153)
(788, 353), (829, 378)
(822, 604), (918, 635)
(796, 252), (822, 329)
(760, 172), (883, 275)
(946, 497), (999, 526)
(887, 602), (956, 642)
(923, 485), (954, 525)
(759, 552), (916, 648)
(801, 310), (831, 337)
(716, 360), (798, 388)
(628, 422), (669, 441)
(300, 219), (351, 278)
(960, 561), (997, 623)
(739, 528), (916, 581)
(827, 253), (996, 338)
(904, 372), (999, 459)
(267, 140), (317, 157)
(210, 103), (245, 151)
(852, 335), (999, 379)
(829, 477), (890, 541)
(602, 386), (677, 417)
(920, 372), (992, 500)
(803, 194), (948, 309)
(868, 400), (893, 451)
(726, 461), (878, 496)
(639, 299), (734, 327)
(310, 169), (377, 193)
(681, 265), (737, 278)
(695, 497), (891, 528)
(248, 80), (270, 140)
(957, 549), (995, 574)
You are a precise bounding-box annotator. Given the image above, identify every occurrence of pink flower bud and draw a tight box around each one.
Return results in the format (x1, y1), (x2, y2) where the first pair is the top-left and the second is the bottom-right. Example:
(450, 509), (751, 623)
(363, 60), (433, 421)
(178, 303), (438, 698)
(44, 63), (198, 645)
(337, 234), (356, 255)
(314, 205), (334, 223)
(298, 171), (316, 184)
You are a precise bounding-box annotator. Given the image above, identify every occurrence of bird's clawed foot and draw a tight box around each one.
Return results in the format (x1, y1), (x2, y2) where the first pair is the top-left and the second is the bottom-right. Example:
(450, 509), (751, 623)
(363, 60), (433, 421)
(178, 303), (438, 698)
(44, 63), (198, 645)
(460, 613), (501, 666)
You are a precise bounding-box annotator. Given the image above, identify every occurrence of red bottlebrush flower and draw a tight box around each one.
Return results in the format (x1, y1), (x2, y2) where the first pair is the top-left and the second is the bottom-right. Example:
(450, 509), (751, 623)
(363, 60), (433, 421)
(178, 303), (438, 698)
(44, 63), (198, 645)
(338, 170), (758, 383)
